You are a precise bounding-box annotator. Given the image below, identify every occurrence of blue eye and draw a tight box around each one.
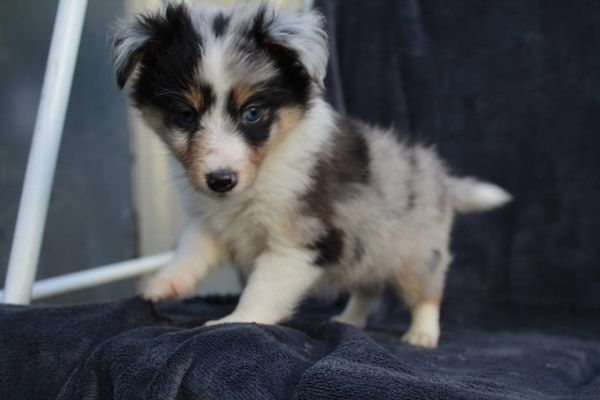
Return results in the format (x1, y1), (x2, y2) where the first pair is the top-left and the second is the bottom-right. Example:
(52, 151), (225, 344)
(242, 105), (265, 124)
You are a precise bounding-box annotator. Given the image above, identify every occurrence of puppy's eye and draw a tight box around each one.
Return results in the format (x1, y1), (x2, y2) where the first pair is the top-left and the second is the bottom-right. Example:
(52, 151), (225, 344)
(173, 107), (197, 127)
(241, 104), (265, 124)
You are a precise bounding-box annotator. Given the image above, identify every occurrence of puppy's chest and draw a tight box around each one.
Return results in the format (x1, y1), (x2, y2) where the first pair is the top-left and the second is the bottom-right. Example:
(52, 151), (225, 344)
(202, 200), (271, 266)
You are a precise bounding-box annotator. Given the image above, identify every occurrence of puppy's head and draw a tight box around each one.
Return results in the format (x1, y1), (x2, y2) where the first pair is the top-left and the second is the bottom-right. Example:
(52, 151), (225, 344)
(110, 2), (328, 197)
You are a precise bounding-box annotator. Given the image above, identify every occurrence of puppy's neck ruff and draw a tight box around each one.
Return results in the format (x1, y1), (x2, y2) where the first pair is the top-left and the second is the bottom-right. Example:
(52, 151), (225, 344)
(252, 98), (336, 203)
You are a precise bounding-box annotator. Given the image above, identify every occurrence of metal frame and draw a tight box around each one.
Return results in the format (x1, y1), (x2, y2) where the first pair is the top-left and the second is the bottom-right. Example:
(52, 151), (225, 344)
(0, 252), (172, 302)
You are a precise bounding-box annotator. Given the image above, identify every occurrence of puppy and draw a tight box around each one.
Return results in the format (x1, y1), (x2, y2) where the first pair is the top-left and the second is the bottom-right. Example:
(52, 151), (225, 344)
(110, 2), (510, 348)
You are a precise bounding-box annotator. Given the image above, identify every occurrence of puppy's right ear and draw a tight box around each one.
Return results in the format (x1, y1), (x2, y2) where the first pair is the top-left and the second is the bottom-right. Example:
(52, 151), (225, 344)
(109, 18), (154, 89)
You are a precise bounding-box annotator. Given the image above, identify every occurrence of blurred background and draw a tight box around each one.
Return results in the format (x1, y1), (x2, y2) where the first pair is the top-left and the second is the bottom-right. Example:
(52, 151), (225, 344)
(0, 0), (308, 303)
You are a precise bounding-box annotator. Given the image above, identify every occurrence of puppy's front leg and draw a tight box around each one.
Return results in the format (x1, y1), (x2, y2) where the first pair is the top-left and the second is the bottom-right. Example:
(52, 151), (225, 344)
(143, 217), (227, 301)
(205, 248), (322, 325)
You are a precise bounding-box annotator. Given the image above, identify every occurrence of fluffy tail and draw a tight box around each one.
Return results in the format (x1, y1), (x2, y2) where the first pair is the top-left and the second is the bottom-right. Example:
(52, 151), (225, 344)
(447, 177), (512, 213)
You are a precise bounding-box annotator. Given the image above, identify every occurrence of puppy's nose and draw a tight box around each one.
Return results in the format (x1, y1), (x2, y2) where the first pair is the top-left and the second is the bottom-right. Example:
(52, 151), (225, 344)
(205, 170), (237, 193)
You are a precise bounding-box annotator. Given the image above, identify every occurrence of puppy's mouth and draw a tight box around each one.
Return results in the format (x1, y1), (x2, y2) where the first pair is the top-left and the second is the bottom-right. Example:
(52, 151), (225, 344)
(193, 184), (234, 199)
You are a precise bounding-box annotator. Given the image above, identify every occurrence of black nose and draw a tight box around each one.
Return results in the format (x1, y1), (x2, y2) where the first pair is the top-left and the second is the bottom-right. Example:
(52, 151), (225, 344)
(205, 170), (237, 193)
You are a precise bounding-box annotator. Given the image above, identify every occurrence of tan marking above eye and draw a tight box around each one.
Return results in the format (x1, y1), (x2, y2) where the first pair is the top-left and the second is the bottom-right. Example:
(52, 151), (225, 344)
(232, 84), (256, 109)
(184, 86), (203, 110)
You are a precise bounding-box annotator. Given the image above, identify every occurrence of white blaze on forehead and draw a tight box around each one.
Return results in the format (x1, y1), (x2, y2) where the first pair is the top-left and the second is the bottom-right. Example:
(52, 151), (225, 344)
(201, 40), (230, 102)
(200, 32), (279, 102)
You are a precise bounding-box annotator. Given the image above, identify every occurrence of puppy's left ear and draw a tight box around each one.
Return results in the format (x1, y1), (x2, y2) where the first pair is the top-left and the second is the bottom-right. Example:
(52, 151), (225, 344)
(256, 5), (329, 88)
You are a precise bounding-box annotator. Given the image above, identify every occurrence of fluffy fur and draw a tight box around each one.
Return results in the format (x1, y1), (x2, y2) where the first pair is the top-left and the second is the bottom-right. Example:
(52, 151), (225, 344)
(110, 1), (511, 348)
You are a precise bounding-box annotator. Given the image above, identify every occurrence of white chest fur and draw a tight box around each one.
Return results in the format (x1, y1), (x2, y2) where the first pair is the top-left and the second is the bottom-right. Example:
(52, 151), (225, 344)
(201, 197), (267, 266)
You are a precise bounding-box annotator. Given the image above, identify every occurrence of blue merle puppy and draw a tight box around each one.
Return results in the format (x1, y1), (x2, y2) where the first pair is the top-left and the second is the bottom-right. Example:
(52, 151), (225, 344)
(110, 1), (510, 348)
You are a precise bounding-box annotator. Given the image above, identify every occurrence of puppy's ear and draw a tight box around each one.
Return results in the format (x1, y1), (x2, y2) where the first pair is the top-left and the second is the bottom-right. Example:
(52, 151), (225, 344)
(109, 17), (153, 89)
(252, 4), (329, 88)
(109, 4), (195, 89)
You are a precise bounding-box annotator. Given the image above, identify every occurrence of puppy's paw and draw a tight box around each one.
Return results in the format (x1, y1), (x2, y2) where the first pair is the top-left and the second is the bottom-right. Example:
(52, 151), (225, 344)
(204, 313), (276, 327)
(142, 270), (197, 302)
(330, 314), (367, 329)
(401, 328), (439, 349)
(204, 318), (233, 327)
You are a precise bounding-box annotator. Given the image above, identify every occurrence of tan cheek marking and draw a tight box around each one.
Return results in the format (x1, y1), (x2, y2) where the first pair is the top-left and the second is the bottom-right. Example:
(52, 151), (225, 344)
(239, 159), (258, 190)
(141, 106), (188, 159)
(244, 106), (304, 169)
(182, 133), (211, 186)
(140, 106), (188, 155)
(267, 106), (304, 150)
(139, 106), (210, 191)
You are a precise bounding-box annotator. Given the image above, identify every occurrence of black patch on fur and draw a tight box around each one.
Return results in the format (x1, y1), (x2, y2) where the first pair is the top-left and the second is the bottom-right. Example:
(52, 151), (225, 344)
(330, 119), (371, 184)
(405, 149), (419, 211)
(428, 249), (442, 273)
(246, 6), (312, 107)
(312, 228), (345, 267)
(302, 119), (370, 264)
(302, 118), (371, 225)
(260, 44), (311, 106)
(128, 4), (206, 135)
(213, 12), (230, 38)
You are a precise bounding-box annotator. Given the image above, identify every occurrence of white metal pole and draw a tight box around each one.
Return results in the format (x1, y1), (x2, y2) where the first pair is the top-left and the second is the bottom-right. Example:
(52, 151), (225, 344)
(0, 253), (172, 301)
(2, 0), (88, 304)
(0, 252), (172, 301)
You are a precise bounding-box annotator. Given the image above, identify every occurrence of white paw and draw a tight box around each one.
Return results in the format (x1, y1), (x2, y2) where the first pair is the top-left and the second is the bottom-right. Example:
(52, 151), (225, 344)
(331, 314), (367, 329)
(142, 270), (197, 302)
(204, 318), (232, 327)
(402, 328), (439, 348)
(204, 313), (277, 327)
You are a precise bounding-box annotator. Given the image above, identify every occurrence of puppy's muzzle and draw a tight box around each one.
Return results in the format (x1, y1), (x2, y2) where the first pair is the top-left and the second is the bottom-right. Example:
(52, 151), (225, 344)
(206, 170), (238, 193)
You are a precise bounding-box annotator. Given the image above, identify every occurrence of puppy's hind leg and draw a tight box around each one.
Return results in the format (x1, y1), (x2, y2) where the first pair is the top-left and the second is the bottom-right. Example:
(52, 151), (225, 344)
(402, 300), (441, 348)
(331, 288), (380, 328)
(394, 248), (450, 348)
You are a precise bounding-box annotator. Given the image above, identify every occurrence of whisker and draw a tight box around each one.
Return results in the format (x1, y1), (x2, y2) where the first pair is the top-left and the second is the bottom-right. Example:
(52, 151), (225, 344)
(150, 89), (188, 102)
